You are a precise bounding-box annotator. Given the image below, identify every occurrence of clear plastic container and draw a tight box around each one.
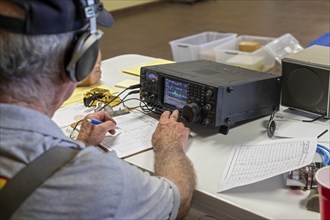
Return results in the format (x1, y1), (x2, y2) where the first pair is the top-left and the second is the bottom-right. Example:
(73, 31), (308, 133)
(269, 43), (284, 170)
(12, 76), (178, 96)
(169, 32), (237, 62)
(214, 35), (276, 71)
(265, 33), (303, 64)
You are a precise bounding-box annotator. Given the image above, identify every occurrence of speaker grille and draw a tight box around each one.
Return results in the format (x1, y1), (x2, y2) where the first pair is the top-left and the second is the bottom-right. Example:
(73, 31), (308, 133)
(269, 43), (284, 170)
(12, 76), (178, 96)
(282, 61), (330, 117)
(287, 68), (324, 107)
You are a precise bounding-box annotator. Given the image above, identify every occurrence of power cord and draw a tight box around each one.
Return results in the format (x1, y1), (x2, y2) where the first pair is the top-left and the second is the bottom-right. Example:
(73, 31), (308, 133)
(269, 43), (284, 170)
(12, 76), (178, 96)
(302, 115), (325, 123)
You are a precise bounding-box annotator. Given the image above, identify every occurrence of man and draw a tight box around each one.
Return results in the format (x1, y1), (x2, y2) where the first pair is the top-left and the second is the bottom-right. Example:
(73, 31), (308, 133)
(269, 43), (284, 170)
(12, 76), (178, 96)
(0, 0), (196, 219)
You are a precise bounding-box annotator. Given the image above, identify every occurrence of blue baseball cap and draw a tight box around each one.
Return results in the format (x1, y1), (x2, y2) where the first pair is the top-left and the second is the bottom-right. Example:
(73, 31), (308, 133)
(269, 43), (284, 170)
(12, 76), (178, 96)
(0, 0), (114, 35)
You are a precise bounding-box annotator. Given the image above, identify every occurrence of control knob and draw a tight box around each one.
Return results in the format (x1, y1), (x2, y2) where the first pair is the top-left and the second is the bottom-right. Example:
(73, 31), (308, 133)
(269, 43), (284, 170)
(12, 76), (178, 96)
(182, 103), (201, 123)
(205, 89), (213, 98)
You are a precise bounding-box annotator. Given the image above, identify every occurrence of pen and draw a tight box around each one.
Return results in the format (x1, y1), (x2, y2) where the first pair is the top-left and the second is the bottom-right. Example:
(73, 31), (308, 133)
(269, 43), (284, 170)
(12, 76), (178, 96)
(87, 118), (102, 125)
(87, 119), (120, 130)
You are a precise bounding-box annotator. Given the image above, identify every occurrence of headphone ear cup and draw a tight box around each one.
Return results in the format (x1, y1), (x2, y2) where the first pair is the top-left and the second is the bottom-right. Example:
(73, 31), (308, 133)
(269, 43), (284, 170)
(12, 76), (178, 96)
(75, 39), (99, 81)
(65, 32), (100, 82)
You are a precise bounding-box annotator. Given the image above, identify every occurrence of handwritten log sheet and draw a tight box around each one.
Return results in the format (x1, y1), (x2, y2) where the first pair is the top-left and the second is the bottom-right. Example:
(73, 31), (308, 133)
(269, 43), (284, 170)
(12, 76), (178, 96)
(218, 137), (317, 192)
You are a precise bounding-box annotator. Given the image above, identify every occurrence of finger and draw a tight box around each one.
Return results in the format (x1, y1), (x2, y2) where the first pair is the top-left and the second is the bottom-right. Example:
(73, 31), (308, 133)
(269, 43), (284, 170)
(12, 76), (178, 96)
(170, 110), (179, 121)
(88, 111), (117, 125)
(108, 129), (116, 135)
(160, 111), (171, 121)
(86, 111), (105, 120)
(102, 120), (117, 131)
(102, 114), (117, 125)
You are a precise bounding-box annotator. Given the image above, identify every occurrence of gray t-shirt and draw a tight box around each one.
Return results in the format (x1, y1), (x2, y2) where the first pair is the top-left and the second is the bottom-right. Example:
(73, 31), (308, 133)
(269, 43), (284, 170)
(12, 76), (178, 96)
(0, 104), (180, 219)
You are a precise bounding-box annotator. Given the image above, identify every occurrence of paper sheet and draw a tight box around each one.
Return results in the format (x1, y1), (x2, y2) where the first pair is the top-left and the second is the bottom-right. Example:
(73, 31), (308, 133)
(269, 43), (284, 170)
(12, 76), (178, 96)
(218, 137), (318, 192)
(121, 59), (175, 76)
(100, 111), (158, 158)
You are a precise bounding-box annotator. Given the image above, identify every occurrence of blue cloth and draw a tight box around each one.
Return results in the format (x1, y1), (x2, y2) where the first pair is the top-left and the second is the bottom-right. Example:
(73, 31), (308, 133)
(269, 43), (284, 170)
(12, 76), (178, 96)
(307, 32), (330, 47)
(0, 103), (180, 220)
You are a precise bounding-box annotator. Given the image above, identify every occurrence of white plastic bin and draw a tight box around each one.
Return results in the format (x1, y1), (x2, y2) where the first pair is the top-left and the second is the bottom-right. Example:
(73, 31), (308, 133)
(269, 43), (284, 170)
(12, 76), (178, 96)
(214, 35), (275, 71)
(169, 32), (237, 62)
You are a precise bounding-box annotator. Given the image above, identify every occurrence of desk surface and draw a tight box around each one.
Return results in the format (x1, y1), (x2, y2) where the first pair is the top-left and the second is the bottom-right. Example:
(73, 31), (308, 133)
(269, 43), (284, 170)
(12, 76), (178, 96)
(100, 54), (329, 220)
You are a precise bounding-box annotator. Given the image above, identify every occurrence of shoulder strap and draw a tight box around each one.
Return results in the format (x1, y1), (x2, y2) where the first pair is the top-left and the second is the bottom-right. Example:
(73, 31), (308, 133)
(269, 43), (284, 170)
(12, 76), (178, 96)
(0, 147), (80, 220)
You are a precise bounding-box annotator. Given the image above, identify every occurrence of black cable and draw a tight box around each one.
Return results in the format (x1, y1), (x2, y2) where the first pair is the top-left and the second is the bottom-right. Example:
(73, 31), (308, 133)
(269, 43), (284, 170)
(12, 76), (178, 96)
(302, 115), (323, 123)
(120, 90), (140, 103)
(120, 97), (163, 115)
(122, 97), (151, 111)
(83, 93), (104, 107)
(98, 84), (141, 111)
(317, 129), (328, 139)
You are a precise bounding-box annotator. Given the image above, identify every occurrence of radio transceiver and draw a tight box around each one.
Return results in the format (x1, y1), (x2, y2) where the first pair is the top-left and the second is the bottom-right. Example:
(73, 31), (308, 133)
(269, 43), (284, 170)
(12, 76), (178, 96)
(140, 60), (281, 134)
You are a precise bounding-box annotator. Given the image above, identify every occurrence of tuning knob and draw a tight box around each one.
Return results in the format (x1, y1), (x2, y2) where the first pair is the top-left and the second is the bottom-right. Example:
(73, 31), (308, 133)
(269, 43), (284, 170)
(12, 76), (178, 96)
(182, 103), (201, 123)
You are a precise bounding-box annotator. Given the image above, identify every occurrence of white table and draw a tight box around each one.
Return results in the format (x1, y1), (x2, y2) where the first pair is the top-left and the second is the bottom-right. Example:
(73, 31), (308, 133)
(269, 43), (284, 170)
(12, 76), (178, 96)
(100, 54), (329, 220)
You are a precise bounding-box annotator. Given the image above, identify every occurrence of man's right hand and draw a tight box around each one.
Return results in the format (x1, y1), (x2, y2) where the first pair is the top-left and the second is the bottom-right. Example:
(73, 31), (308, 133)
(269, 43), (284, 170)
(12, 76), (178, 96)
(152, 110), (190, 153)
(152, 110), (196, 219)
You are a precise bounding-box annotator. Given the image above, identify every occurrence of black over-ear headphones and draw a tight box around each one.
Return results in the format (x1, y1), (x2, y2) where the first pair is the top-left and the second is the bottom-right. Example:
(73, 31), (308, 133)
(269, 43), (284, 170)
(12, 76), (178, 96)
(65, 0), (104, 82)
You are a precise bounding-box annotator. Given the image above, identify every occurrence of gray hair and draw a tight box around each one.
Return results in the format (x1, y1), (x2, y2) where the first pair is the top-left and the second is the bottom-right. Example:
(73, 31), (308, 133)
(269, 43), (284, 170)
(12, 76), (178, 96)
(0, 30), (74, 103)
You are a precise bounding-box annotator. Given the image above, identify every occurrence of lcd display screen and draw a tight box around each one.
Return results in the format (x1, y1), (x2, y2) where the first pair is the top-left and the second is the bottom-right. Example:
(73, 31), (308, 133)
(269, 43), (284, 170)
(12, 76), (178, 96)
(146, 72), (158, 82)
(164, 78), (188, 109)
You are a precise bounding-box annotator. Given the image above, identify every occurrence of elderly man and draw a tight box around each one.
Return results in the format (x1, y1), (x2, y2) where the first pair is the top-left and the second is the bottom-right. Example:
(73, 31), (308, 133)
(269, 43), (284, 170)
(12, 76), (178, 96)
(0, 0), (196, 219)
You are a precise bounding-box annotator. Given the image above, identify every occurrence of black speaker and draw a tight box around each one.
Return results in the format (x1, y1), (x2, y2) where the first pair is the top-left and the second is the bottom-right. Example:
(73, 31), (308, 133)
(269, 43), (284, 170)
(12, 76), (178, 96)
(281, 45), (330, 118)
